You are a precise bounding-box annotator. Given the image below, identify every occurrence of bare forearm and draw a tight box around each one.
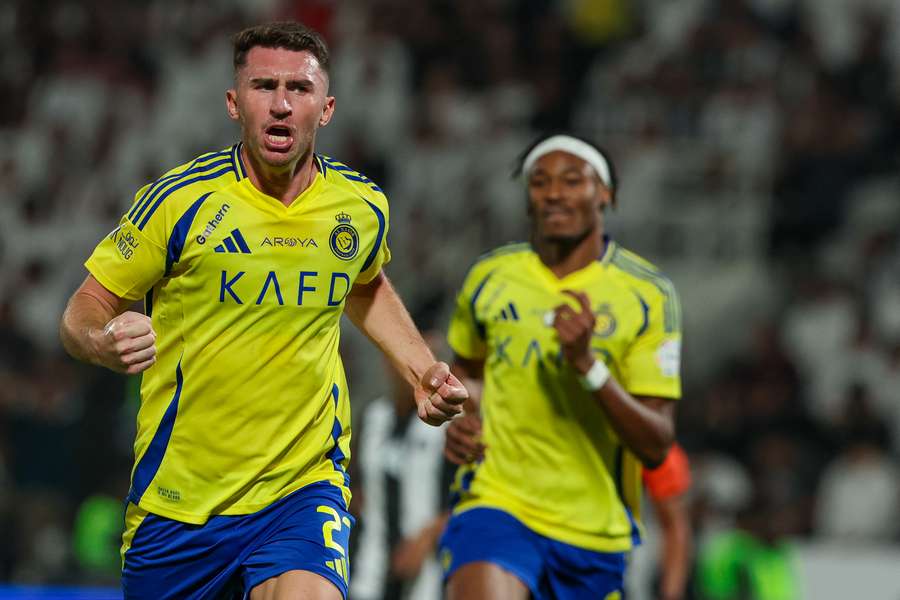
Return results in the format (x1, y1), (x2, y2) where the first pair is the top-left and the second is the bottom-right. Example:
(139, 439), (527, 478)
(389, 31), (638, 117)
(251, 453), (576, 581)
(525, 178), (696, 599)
(60, 290), (117, 365)
(656, 496), (692, 600)
(345, 272), (435, 388)
(592, 379), (674, 466)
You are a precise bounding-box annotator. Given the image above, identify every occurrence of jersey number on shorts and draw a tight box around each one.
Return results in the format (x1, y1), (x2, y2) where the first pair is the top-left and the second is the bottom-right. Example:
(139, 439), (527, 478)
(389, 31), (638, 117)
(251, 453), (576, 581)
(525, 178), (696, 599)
(318, 505), (352, 584)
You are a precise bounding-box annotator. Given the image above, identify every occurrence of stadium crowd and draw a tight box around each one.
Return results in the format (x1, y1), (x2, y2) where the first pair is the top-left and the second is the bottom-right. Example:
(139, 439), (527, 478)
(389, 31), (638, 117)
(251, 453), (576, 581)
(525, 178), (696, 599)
(0, 0), (898, 597)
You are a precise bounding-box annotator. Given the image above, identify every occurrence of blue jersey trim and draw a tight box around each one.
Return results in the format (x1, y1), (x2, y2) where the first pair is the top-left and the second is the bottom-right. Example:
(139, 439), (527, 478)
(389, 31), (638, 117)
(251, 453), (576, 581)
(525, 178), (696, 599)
(235, 142), (248, 179)
(127, 150), (228, 222)
(360, 198), (386, 273)
(634, 292), (650, 337)
(229, 143), (244, 181)
(129, 153), (231, 224)
(129, 359), (184, 504)
(137, 166), (235, 231)
(324, 384), (350, 488)
(469, 272), (493, 340)
(165, 193), (212, 277)
(320, 156), (383, 192)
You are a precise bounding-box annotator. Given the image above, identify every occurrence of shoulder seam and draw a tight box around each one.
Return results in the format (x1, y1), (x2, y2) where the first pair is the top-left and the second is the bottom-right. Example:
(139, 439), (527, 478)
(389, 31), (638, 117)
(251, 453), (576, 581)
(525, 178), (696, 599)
(611, 249), (681, 332)
(127, 149), (232, 223)
(471, 242), (530, 268)
(130, 160), (236, 231)
(320, 155), (383, 193)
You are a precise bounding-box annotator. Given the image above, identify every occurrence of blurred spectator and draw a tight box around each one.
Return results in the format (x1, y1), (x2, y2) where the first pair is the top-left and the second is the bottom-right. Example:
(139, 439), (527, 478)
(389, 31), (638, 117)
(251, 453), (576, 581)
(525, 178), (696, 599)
(814, 384), (900, 541)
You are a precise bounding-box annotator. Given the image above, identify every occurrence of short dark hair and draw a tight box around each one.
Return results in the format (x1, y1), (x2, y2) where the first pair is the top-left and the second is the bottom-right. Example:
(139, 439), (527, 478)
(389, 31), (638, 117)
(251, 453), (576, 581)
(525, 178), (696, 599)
(514, 132), (619, 204)
(232, 21), (330, 74)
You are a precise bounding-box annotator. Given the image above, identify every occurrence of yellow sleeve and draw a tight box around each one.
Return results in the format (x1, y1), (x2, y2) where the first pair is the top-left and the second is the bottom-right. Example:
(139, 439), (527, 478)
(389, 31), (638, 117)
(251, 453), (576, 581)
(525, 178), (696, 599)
(447, 262), (493, 360)
(84, 186), (168, 301)
(621, 287), (682, 399)
(355, 195), (390, 284)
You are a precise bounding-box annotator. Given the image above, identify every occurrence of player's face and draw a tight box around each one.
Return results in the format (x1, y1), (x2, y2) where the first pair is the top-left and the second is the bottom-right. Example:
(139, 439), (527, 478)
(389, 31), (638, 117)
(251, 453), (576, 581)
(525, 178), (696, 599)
(527, 151), (611, 242)
(226, 46), (335, 169)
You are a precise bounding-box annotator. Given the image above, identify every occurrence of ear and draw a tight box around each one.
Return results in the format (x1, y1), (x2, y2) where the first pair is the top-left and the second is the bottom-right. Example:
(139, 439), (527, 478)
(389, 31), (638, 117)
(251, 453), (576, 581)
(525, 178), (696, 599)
(319, 96), (336, 127)
(596, 182), (613, 211)
(225, 88), (239, 122)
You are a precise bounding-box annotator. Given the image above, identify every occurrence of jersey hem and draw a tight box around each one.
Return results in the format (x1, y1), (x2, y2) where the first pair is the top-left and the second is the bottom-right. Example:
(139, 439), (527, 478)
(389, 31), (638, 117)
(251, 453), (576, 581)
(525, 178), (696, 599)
(452, 500), (634, 553)
(625, 383), (680, 399)
(135, 475), (351, 525)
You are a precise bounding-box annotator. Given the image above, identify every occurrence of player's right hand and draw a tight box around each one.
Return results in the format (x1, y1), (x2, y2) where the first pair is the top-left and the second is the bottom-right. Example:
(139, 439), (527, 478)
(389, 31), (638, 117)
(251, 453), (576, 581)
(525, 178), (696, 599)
(94, 311), (157, 374)
(444, 414), (486, 465)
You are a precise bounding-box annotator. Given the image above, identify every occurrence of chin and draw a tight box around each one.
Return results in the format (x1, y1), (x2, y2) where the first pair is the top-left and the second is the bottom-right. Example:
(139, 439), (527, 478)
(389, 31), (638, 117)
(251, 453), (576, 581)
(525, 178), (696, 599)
(258, 148), (297, 168)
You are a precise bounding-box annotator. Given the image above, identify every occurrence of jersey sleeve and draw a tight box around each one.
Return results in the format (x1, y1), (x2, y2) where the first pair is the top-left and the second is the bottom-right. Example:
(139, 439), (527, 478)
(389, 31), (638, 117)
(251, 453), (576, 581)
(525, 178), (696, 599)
(446, 262), (492, 360)
(84, 185), (168, 301)
(355, 194), (391, 284)
(621, 285), (682, 399)
(642, 443), (691, 501)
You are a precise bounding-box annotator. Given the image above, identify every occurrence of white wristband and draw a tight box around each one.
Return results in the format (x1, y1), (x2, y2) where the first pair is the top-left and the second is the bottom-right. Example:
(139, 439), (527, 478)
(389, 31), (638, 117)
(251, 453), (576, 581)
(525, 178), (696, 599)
(578, 360), (610, 391)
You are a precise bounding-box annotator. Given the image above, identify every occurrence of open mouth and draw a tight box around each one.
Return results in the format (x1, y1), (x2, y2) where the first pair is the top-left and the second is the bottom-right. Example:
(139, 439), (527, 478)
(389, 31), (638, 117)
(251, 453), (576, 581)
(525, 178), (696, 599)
(264, 125), (293, 151)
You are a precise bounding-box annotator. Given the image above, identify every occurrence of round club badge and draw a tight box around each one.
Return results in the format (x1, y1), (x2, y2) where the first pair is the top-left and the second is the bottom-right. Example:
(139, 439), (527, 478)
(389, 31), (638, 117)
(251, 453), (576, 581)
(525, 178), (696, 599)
(330, 212), (359, 260)
(594, 304), (617, 337)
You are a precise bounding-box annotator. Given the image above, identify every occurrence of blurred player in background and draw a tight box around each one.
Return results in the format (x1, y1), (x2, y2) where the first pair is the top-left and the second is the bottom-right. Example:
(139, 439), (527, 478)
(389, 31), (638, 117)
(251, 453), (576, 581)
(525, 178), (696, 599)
(446, 422), (693, 600)
(351, 326), (455, 600)
(59, 21), (466, 600)
(439, 132), (683, 600)
(643, 443), (693, 600)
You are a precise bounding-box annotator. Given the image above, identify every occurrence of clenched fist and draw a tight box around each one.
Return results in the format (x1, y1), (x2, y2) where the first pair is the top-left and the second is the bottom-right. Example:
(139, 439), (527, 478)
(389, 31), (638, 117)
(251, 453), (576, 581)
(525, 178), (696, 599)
(95, 311), (157, 374)
(415, 362), (468, 426)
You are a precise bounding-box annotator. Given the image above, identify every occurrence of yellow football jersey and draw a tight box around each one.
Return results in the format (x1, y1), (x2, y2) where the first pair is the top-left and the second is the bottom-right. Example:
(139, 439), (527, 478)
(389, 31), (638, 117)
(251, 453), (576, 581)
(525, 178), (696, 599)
(86, 144), (389, 524)
(447, 241), (681, 552)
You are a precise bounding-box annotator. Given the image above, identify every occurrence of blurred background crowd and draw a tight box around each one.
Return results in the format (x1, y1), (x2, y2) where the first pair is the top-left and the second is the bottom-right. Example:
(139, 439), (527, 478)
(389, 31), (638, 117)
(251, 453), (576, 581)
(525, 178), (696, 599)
(1, 0), (899, 598)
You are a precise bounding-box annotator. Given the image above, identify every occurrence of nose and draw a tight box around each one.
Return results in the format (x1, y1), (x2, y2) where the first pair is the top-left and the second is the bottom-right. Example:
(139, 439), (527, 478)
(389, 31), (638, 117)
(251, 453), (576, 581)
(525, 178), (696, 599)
(545, 178), (564, 201)
(269, 87), (291, 118)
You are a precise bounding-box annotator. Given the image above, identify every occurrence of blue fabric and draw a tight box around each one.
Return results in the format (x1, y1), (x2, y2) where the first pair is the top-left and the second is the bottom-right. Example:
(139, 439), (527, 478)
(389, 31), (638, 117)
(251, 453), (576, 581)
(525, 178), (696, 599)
(122, 482), (353, 600)
(439, 508), (626, 600)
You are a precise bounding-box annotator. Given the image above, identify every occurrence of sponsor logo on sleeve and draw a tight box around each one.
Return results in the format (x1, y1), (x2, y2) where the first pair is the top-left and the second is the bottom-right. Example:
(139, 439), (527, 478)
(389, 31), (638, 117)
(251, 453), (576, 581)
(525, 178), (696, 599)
(656, 338), (681, 377)
(109, 225), (140, 260)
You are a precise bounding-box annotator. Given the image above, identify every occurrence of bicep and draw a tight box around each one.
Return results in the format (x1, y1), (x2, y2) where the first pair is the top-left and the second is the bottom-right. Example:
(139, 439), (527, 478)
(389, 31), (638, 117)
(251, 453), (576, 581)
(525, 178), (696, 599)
(635, 395), (676, 420)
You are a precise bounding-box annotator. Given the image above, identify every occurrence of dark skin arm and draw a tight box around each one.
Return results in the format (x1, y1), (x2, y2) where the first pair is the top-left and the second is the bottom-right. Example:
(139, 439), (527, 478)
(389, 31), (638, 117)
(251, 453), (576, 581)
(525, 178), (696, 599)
(444, 291), (676, 467)
(553, 289), (675, 467)
(444, 357), (486, 464)
(652, 493), (692, 600)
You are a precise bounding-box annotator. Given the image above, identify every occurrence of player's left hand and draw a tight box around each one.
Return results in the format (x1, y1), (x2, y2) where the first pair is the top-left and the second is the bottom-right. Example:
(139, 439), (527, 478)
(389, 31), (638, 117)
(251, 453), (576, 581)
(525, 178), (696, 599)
(553, 290), (596, 375)
(415, 362), (468, 426)
(391, 528), (433, 579)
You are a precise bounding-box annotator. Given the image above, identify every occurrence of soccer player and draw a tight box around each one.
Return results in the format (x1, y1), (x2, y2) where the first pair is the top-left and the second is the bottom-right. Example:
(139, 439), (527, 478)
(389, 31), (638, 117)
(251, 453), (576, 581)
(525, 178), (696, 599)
(642, 443), (693, 600)
(438, 133), (682, 600)
(59, 22), (466, 600)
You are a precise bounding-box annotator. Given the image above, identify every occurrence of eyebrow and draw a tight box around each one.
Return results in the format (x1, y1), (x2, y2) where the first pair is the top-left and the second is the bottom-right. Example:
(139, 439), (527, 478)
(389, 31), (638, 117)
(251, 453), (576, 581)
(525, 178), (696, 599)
(248, 76), (315, 87)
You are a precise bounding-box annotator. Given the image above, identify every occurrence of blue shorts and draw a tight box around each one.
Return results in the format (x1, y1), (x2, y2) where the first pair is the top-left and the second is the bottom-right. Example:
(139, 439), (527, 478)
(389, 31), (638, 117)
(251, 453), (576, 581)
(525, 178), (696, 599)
(122, 481), (353, 600)
(439, 507), (626, 600)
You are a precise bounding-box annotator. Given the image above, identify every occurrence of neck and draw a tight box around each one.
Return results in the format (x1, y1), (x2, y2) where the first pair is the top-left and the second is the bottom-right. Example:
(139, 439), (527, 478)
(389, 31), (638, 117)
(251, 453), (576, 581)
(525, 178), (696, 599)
(533, 227), (606, 278)
(242, 144), (318, 207)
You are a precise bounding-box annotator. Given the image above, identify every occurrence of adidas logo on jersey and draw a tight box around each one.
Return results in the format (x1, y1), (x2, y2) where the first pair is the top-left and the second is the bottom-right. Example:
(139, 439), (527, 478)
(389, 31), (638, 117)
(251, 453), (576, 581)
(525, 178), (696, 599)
(494, 302), (520, 322)
(214, 229), (252, 254)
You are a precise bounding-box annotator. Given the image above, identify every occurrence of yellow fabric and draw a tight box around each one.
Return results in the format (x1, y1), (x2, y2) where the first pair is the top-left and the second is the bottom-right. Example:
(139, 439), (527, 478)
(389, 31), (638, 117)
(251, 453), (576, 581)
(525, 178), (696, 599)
(447, 241), (681, 552)
(86, 146), (389, 524)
